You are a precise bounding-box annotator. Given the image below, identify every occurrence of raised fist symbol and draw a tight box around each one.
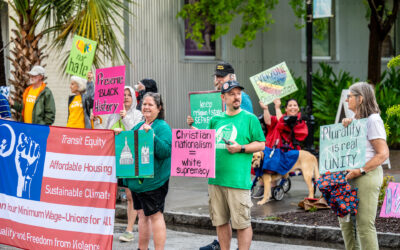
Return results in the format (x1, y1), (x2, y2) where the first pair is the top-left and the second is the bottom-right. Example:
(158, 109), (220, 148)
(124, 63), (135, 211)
(14, 133), (40, 198)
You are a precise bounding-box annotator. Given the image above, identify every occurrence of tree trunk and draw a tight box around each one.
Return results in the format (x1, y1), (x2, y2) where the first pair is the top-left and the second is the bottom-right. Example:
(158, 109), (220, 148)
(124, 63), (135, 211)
(0, 11), (6, 86)
(367, 11), (383, 86)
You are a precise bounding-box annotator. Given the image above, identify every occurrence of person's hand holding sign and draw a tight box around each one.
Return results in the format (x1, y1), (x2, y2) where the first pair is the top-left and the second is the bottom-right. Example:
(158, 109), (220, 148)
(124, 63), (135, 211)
(120, 108), (127, 119)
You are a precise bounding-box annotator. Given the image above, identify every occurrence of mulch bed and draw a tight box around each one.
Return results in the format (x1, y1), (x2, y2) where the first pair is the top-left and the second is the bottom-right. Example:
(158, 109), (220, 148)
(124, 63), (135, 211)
(273, 208), (400, 234)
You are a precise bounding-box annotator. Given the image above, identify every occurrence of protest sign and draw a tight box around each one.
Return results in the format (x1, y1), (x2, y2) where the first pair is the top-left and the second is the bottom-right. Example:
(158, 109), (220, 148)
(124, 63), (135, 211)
(0, 119), (116, 250)
(115, 130), (154, 178)
(0, 86), (10, 99)
(249, 62), (298, 105)
(66, 35), (97, 79)
(319, 119), (367, 174)
(171, 129), (215, 178)
(380, 182), (400, 218)
(93, 65), (125, 115)
(189, 90), (224, 129)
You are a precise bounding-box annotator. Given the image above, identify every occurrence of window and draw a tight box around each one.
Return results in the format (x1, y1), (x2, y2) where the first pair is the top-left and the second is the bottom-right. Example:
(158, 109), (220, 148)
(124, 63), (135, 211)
(382, 23), (396, 58)
(312, 19), (331, 57)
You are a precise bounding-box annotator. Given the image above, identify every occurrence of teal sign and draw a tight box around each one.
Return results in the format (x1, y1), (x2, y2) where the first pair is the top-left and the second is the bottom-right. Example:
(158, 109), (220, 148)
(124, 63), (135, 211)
(319, 119), (367, 174)
(189, 90), (224, 129)
(115, 130), (154, 178)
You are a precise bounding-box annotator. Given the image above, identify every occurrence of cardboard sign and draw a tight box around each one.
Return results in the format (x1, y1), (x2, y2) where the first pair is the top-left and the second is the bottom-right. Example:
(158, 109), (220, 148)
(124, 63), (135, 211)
(250, 62), (298, 105)
(380, 182), (400, 218)
(0, 119), (116, 249)
(189, 90), (224, 129)
(171, 129), (215, 178)
(66, 35), (97, 79)
(93, 65), (125, 115)
(115, 130), (154, 178)
(319, 119), (367, 174)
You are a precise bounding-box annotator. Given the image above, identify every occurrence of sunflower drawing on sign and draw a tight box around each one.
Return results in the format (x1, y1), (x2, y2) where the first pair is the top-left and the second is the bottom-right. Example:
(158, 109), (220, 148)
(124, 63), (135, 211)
(250, 62), (298, 105)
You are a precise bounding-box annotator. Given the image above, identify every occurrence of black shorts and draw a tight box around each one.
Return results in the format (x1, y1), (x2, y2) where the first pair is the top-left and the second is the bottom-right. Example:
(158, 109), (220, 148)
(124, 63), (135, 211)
(132, 179), (169, 216)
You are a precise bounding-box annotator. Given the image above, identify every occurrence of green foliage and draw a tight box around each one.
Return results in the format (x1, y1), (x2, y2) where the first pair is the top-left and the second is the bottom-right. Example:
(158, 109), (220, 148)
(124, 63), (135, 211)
(178, 0), (327, 49)
(384, 104), (400, 148)
(308, 206), (318, 213)
(387, 54), (400, 68)
(263, 216), (281, 221)
(281, 73), (307, 108)
(379, 175), (395, 207)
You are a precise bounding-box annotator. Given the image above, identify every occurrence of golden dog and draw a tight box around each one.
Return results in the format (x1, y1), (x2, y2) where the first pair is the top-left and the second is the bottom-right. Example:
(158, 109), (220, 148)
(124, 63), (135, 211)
(252, 150), (320, 205)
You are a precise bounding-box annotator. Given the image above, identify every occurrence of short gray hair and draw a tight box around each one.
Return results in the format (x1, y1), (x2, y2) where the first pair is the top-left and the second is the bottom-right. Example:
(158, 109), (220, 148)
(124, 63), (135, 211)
(71, 76), (87, 93)
(349, 82), (380, 119)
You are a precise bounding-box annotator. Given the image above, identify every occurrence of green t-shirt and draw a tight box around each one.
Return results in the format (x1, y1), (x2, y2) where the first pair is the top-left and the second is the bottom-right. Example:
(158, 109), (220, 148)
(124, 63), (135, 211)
(207, 110), (265, 189)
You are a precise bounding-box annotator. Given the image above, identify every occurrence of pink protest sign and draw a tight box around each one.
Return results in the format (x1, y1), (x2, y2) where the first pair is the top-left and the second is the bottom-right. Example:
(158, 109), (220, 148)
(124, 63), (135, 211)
(171, 129), (215, 178)
(380, 182), (400, 218)
(93, 65), (125, 115)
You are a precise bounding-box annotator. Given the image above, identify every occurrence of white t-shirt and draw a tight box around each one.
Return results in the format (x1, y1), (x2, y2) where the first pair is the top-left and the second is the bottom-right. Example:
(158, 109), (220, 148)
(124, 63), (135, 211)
(365, 113), (386, 162)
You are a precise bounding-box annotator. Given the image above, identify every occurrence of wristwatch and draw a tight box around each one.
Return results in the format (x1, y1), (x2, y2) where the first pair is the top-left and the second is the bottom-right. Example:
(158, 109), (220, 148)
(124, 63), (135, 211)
(360, 167), (366, 175)
(240, 145), (245, 153)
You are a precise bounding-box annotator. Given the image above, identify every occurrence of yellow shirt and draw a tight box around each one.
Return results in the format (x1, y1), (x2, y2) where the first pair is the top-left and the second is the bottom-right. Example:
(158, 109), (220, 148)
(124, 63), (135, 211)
(67, 95), (85, 128)
(24, 87), (42, 123)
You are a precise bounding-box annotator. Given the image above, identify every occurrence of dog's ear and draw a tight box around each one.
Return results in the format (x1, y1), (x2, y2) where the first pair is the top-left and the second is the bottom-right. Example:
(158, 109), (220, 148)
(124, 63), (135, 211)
(260, 151), (264, 159)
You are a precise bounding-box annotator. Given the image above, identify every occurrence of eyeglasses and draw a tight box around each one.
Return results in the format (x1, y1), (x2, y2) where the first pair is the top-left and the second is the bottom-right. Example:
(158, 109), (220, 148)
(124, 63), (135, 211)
(346, 94), (358, 100)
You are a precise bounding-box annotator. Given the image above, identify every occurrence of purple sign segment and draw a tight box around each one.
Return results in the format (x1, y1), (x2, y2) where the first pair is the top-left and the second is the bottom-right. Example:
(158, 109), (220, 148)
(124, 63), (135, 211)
(380, 182), (400, 218)
(171, 129), (215, 178)
(93, 65), (125, 115)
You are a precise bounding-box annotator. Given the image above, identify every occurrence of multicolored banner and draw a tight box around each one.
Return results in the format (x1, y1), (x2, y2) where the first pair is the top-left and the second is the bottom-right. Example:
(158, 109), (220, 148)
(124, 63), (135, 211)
(66, 35), (97, 79)
(380, 182), (400, 218)
(115, 130), (154, 178)
(171, 129), (215, 178)
(249, 62), (298, 105)
(319, 119), (367, 174)
(93, 66), (125, 115)
(189, 90), (224, 129)
(0, 119), (116, 250)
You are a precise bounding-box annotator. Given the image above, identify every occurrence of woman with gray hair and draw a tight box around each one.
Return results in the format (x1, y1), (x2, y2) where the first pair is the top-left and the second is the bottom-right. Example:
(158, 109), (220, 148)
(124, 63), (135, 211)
(67, 76), (89, 128)
(341, 82), (389, 250)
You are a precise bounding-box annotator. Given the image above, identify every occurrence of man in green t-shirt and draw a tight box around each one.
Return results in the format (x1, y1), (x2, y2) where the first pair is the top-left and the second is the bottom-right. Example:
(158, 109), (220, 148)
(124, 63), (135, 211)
(206, 81), (265, 250)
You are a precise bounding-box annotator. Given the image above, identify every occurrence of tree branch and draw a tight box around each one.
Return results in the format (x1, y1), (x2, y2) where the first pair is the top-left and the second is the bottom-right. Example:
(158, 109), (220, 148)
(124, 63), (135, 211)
(368, 0), (384, 30)
(382, 0), (400, 39)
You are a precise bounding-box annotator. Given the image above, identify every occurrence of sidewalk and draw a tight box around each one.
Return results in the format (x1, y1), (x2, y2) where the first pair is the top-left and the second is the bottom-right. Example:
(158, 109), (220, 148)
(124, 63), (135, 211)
(115, 169), (400, 249)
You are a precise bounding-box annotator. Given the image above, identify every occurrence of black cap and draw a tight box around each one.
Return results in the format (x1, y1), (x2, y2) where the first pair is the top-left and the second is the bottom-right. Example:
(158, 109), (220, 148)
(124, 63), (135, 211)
(214, 62), (234, 77)
(221, 81), (244, 94)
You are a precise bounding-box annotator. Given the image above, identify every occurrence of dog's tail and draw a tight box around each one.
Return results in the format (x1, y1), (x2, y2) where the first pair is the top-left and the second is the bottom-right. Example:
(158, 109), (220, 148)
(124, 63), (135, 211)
(313, 155), (320, 180)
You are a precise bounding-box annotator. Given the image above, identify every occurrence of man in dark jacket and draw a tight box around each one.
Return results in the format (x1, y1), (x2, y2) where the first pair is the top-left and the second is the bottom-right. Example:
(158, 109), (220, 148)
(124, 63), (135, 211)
(9, 65), (56, 125)
(135, 78), (158, 111)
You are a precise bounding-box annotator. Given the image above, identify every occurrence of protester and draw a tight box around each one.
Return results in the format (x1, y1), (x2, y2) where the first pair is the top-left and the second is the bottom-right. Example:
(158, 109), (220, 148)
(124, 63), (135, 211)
(84, 71), (95, 125)
(135, 78), (158, 111)
(67, 76), (89, 128)
(124, 92), (171, 250)
(0, 93), (12, 119)
(107, 86), (143, 242)
(202, 81), (265, 250)
(340, 82), (389, 250)
(260, 98), (308, 151)
(252, 98), (309, 199)
(187, 62), (253, 129)
(9, 65), (55, 125)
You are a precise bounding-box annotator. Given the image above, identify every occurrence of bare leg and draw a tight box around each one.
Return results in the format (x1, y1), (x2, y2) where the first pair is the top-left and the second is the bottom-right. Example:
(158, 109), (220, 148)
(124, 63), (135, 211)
(217, 223), (232, 250)
(137, 210), (151, 250)
(149, 212), (166, 250)
(237, 226), (252, 250)
(125, 188), (137, 232)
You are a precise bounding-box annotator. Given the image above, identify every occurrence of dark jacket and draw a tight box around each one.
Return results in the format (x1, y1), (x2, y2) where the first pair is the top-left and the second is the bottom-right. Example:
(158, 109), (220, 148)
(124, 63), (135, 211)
(137, 79), (158, 111)
(67, 81), (94, 128)
(14, 83), (56, 125)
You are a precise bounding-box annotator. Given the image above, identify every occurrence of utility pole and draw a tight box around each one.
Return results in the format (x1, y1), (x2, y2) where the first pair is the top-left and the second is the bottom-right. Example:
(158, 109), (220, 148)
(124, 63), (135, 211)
(305, 0), (315, 152)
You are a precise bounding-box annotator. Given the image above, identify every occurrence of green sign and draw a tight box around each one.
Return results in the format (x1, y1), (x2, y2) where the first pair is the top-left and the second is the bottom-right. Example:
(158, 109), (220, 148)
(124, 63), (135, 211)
(66, 35), (97, 79)
(250, 62), (298, 105)
(189, 90), (224, 129)
(115, 130), (154, 178)
(319, 119), (367, 174)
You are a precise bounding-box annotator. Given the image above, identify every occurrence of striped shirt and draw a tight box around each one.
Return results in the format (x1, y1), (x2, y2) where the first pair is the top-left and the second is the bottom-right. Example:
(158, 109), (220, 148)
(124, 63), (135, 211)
(0, 94), (11, 118)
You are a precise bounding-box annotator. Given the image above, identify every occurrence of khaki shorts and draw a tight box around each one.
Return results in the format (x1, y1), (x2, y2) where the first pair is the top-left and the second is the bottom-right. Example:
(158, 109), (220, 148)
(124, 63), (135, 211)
(208, 184), (253, 229)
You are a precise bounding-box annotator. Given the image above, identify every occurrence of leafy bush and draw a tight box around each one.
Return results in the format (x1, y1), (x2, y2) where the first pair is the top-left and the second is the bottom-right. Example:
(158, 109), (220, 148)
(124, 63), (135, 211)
(384, 105), (400, 149)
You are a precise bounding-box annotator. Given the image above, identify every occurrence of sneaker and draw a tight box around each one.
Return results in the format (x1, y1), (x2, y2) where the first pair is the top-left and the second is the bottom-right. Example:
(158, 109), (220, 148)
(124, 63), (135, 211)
(119, 231), (134, 242)
(199, 239), (220, 250)
(251, 186), (264, 199)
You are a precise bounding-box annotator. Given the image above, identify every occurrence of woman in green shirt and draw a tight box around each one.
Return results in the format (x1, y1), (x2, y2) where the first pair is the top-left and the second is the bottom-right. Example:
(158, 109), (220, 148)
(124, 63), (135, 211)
(126, 92), (172, 250)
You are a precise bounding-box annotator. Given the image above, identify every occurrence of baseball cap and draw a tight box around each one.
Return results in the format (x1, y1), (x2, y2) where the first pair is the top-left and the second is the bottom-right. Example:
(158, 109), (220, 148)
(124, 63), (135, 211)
(214, 62), (234, 77)
(28, 65), (45, 76)
(221, 80), (244, 94)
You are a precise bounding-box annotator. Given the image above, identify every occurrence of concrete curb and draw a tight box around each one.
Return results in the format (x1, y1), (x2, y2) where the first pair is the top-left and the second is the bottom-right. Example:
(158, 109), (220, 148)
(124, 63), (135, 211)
(162, 211), (400, 249)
